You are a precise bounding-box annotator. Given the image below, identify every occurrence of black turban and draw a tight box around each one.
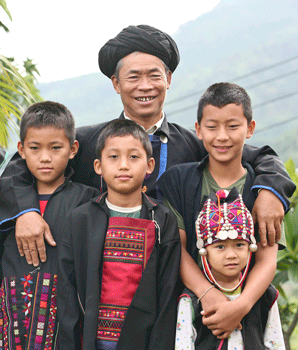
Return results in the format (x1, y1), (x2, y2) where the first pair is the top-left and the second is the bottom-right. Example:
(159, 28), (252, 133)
(98, 25), (180, 78)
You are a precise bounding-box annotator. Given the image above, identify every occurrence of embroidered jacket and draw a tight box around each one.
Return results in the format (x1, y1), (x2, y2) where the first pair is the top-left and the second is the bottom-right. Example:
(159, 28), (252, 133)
(57, 192), (181, 350)
(0, 167), (99, 350)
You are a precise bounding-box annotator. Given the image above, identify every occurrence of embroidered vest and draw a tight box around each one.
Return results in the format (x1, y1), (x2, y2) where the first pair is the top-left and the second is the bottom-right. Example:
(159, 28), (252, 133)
(96, 217), (156, 345)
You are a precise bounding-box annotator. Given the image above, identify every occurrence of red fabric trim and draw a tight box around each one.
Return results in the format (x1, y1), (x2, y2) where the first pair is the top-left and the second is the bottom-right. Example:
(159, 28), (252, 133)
(39, 200), (48, 217)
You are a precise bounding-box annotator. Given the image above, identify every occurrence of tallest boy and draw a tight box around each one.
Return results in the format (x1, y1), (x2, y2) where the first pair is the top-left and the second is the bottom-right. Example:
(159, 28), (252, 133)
(0, 26), (294, 267)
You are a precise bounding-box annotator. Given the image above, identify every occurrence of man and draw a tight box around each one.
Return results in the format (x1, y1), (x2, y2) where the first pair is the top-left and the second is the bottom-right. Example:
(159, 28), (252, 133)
(0, 25), (295, 267)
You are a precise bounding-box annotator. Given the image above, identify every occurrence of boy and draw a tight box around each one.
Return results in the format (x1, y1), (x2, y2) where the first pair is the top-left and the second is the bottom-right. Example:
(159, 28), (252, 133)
(0, 101), (99, 349)
(57, 119), (181, 350)
(157, 83), (282, 338)
(175, 189), (285, 349)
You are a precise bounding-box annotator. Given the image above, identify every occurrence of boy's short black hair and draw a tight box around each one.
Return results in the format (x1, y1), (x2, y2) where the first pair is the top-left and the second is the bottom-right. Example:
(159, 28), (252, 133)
(20, 101), (75, 145)
(96, 119), (153, 160)
(197, 83), (253, 124)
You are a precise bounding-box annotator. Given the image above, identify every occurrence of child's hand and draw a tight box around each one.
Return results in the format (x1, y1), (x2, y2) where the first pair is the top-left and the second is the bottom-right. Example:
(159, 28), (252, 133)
(201, 298), (246, 339)
(16, 212), (56, 266)
(252, 189), (284, 246)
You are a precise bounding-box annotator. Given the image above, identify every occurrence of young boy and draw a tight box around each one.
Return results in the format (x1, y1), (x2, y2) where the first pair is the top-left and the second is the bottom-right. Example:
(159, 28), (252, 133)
(157, 83), (283, 338)
(57, 119), (181, 350)
(0, 101), (99, 349)
(175, 189), (285, 349)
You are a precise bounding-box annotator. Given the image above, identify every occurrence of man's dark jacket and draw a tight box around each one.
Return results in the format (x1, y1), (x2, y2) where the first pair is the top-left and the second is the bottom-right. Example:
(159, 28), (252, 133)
(0, 113), (295, 226)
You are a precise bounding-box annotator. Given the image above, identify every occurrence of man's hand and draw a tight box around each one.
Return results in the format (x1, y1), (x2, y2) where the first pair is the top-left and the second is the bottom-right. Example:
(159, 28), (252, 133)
(15, 211), (56, 266)
(201, 298), (246, 339)
(200, 287), (242, 338)
(252, 189), (284, 246)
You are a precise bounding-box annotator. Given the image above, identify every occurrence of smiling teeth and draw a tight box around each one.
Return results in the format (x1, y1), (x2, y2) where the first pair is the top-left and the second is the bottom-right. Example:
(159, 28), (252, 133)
(136, 97), (154, 102)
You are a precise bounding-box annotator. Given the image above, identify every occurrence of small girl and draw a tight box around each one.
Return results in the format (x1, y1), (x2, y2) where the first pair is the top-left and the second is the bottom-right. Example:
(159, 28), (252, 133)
(175, 188), (285, 350)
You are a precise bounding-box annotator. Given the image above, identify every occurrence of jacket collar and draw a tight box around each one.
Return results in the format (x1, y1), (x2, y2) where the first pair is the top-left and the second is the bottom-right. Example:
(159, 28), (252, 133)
(92, 191), (157, 211)
(119, 111), (170, 139)
(91, 192), (157, 219)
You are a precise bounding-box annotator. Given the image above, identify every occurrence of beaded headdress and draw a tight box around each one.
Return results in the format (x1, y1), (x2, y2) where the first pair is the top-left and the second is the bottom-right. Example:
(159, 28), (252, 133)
(196, 188), (257, 292)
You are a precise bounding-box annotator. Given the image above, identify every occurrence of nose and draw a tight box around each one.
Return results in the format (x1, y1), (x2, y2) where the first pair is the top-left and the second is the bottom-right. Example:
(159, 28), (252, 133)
(216, 127), (229, 141)
(225, 246), (238, 259)
(39, 150), (51, 162)
(119, 156), (129, 170)
(138, 75), (153, 91)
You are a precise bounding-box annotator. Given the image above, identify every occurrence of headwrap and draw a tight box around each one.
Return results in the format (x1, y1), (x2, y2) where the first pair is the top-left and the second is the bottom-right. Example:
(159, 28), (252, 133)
(98, 25), (180, 78)
(196, 188), (258, 292)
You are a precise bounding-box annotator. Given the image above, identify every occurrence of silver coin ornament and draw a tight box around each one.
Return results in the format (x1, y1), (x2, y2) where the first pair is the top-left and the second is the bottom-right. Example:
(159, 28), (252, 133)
(199, 248), (207, 256)
(250, 234), (256, 245)
(217, 230), (228, 240)
(249, 243), (258, 252)
(196, 238), (204, 250)
(207, 237), (213, 245)
(229, 229), (238, 239)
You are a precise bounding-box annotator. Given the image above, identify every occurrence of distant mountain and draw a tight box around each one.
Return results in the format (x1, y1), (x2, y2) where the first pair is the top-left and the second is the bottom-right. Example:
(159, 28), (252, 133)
(38, 0), (298, 162)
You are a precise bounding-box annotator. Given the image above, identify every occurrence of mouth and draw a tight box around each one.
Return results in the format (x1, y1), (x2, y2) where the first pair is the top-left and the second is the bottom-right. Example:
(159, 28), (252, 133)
(116, 175), (132, 180)
(214, 146), (232, 152)
(225, 263), (238, 268)
(135, 96), (155, 102)
(39, 167), (53, 172)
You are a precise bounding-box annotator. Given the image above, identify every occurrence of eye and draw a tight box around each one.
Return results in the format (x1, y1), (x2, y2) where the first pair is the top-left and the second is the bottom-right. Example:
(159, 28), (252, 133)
(229, 124), (239, 129)
(150, 73), (161, 79)
(53, 146), (62, 150)
(130, 154), (139, 159)
(128, 75), (139, 81)
(30, 146), (38, 150)
(206, 125), (216, 130)
(109, 155), (118, 159)
(216, 244), (225, 250)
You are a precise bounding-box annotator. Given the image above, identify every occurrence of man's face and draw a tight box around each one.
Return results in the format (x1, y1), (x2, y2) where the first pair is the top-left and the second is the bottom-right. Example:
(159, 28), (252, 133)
(111, 52), (172, 124)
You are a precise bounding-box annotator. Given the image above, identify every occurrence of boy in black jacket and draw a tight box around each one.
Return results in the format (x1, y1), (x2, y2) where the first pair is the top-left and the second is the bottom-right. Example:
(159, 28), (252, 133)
(57, 119), (181, 350)
(0, 102), (99, 349)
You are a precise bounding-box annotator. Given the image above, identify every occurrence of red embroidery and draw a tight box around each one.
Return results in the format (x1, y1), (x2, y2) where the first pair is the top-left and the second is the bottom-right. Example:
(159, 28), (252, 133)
(97, 217), (156, 342)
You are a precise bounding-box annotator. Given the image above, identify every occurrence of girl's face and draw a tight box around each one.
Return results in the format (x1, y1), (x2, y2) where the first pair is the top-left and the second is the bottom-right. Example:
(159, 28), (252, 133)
(206, 239), (250, 288)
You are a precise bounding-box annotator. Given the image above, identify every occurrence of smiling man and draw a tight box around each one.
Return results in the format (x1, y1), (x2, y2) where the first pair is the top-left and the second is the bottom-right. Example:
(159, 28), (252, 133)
(0, 25), (295, 269)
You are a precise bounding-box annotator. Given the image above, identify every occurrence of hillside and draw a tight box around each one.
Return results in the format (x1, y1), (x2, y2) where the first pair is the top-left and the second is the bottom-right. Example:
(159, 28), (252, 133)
(38, 0), (298, 162)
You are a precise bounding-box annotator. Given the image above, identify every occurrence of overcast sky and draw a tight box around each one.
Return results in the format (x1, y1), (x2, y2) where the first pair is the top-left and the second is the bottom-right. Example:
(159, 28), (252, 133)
(1, 0), (221, 82)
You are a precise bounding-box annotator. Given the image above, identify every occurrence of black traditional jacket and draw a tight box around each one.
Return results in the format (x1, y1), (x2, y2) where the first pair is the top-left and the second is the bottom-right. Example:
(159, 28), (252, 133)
(0, 167), (99, 349)
(57, 193), (181, 350)
(0, 113), (295, 227)
(157, 157), (256, 260)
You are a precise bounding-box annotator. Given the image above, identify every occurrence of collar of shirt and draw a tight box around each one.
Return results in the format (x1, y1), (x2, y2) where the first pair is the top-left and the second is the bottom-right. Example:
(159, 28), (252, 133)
(123, 113), (168, 143)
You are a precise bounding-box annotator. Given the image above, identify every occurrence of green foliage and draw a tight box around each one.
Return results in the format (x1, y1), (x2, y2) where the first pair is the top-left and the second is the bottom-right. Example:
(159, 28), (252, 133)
(0, 0), (12, 33)
(0, 2), (42, 148)
(273, 160), (298, 349)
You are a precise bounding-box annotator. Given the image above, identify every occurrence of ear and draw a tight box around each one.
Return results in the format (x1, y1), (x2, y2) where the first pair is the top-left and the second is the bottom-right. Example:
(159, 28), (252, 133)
(146, 157), (155, 176)
(166, 71), (172, 90)
(94, 159), (102, 176)
(246, 120), (256, 139)
(111, 75), (121, 94)
(69, 140), (79, 160)
(195, 121), (203, 140)
(17, 141), (26, 160)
